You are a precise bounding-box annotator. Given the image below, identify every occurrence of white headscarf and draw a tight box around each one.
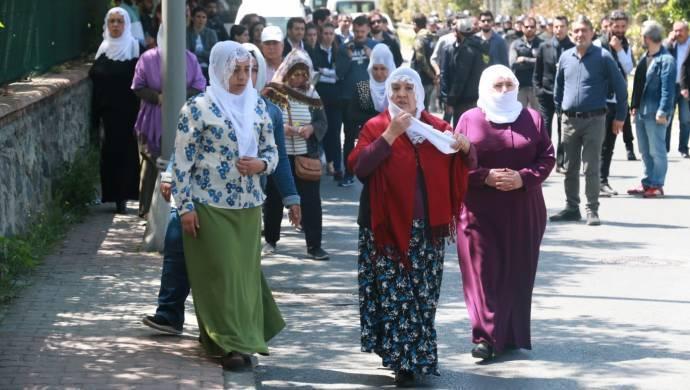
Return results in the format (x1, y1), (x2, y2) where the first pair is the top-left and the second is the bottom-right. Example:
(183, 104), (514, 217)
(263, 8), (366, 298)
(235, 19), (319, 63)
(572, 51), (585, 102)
(156, 23), (166, 57)
(476, 65), (524, 124)
(242, 42), (267, 91)
(386, 68), (458, 154)
(368, 43), (396, 112)
(386, 68), (426, 142)
(205, 41), (259, 158)
(95, 7), (140, 61)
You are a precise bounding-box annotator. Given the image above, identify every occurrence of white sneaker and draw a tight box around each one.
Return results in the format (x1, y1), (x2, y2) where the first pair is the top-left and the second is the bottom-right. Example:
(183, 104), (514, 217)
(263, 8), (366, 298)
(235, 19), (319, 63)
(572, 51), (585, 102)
(262, 242), (276, 255)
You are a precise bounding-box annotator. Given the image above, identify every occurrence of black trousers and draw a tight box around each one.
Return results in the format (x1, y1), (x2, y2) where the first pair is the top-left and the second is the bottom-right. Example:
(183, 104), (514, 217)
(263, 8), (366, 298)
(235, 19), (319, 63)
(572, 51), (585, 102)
(451, 101), (477, 129)
(263, 156), (323, 249)
(322, 101), (343, 174)
(600, 103), (633, 183)
(537, 93), (565, 168)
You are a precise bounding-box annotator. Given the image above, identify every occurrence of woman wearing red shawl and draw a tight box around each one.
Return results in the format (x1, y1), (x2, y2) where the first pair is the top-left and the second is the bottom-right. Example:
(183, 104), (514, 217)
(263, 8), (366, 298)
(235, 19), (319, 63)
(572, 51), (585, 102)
(348, 67), (475, 386)
(454, 65), (555, 360)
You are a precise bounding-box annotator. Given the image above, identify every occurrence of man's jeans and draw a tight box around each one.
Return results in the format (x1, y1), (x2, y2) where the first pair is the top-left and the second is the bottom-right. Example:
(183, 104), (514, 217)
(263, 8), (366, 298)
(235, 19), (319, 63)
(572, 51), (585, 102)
(562, 113), (606, 212)
(665, 84), (690, 153)
(637, 116), (669, 188)
(155, 210), (190, 329)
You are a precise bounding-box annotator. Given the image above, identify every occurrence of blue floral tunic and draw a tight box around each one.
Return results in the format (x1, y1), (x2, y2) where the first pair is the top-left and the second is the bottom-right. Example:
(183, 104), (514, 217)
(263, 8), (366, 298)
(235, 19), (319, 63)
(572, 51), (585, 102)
(358, 220), (445, 376)
(171, 93), (278, 214)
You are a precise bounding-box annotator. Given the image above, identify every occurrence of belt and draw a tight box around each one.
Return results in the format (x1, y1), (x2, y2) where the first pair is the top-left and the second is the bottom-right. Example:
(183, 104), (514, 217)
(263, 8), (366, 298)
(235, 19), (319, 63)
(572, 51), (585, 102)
(563, 108), (607, 118)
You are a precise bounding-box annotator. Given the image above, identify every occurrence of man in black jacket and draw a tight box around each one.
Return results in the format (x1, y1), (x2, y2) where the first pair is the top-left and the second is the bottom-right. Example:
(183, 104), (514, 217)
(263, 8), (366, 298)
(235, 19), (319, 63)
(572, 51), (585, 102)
(510, 16), (542, 109)
(283, 17), (307, 57)
(534, 15), (574, 171)
(441, 18), (485, 127)
(369, 10), (404, 67)
(665, 20), (690, 157)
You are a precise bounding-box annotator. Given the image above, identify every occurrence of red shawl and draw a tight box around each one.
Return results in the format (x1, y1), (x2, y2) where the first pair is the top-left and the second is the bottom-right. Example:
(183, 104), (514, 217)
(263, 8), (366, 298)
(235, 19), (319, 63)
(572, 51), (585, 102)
(348, 110), (469, 270)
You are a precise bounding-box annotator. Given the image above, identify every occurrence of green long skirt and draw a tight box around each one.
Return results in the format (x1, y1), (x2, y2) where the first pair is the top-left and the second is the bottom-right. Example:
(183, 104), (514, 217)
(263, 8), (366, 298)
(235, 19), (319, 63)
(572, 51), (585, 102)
(183, 203), (285, 356)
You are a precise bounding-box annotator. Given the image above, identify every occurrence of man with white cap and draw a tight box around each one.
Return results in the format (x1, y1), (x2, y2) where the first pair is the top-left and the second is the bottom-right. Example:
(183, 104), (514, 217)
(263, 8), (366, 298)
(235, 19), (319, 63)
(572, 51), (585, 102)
(261, 25), (285, 82)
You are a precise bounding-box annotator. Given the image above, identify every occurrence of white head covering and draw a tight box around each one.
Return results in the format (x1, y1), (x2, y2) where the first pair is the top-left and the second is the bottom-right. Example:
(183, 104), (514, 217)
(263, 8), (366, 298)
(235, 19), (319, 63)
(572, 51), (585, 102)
(385, 68), (458, 154)
(271, 49), (320, 99)
(95, 7), (140, 61)
(242, 42), (267, 91)
(386, 68), (426, 143)
(368, 43), (396, 112)
(156, 23), (166, 57)
(476, 65), (523, 124)
(205, 41), (259, 158)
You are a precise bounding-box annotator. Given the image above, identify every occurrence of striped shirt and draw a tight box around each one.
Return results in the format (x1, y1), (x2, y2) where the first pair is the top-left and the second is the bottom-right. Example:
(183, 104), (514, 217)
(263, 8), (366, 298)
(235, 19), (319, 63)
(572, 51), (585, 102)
(283, 98), (311, 155)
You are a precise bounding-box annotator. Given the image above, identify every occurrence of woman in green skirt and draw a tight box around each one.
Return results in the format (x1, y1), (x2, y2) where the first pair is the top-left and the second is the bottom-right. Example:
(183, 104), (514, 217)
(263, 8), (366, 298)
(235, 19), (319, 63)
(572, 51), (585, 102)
(171, 41), (284, 370)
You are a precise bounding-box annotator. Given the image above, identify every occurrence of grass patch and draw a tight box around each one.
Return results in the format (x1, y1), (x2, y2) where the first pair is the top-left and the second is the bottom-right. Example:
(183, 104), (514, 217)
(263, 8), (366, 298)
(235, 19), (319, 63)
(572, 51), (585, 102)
(0, 147), (99, 303)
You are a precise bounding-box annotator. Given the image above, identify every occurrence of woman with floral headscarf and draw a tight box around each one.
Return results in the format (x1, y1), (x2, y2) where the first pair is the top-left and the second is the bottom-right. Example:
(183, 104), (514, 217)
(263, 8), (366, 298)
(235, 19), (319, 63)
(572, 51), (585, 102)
(348, 67), (474, 386)
(89, 7), (141, 214)
(262, 49), (329, 260)
(454, 65), (555, 360)
(171, 41), (284, 370)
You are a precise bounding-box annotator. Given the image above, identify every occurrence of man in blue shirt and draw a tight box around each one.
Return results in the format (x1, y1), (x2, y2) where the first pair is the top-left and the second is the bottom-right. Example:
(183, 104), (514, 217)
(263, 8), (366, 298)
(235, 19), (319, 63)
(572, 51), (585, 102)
(551, 15), (627, 226)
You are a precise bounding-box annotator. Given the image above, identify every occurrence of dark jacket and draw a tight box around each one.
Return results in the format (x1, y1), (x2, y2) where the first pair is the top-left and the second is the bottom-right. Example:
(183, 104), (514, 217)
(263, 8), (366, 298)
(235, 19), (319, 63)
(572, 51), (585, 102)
(666, 40), (690, 89)
(510, 36), (542, 88)
(373, 31), (404, 67)
(440, 35), (484, 105)
(349, 80), (380, 130)
(476, 31), (509, 66)
(335, 38), (377, 100)
(311, 43), (341, 105)
(534, 36), (574, 96)
(186, 27), (218, 66)
(283, 38), (306, 58)
(207, 15), (229, 41)
(262, 97), (300, 206)
(411, 28), (437, 85)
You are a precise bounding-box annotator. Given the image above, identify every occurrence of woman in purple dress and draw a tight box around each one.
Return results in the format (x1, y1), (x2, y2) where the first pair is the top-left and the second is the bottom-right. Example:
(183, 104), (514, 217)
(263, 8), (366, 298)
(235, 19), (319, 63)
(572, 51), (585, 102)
(454, 65), (555, 360)
(131, 24), (206, 217)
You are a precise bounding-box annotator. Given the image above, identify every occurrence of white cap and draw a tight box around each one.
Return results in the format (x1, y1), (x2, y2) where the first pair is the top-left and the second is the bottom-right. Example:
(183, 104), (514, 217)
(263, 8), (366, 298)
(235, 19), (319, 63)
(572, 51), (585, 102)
(261, 26), (283, 43)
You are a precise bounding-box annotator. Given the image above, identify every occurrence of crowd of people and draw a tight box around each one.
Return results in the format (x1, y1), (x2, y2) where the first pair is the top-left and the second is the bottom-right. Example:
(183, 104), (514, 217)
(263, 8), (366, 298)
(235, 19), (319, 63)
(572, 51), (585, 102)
(86, 1), (688, 387)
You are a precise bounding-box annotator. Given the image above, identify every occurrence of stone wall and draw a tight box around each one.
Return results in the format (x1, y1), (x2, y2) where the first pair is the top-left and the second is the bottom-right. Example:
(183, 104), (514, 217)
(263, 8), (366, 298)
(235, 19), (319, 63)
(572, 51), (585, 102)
(0, 64), (92, 236)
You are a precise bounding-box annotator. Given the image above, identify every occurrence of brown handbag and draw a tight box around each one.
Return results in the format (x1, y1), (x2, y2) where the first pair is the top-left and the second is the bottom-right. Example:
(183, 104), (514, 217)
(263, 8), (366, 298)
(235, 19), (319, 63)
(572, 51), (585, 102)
(294, 155), (322, 181)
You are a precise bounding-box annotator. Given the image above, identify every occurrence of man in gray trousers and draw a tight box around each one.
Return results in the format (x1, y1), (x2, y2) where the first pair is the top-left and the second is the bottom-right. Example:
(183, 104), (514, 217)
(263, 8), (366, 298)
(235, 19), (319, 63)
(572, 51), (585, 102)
(551, 15), (628, 226)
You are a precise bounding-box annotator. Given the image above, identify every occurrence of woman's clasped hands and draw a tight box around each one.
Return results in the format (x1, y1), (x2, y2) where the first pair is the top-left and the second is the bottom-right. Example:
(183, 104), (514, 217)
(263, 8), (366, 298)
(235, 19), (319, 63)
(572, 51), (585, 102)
(485, 168), (523, 191)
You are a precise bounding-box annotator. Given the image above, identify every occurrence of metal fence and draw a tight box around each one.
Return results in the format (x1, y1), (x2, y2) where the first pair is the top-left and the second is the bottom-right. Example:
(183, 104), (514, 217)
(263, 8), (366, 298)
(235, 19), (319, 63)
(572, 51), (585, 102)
(0, 0), (110, 85)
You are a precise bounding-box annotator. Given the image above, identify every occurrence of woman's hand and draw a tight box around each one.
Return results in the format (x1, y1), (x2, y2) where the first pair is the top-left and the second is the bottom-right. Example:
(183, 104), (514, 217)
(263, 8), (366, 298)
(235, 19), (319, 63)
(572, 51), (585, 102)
(160, 182), (172, 203)
(288, 204), (302, 227)
(450, 132), (470, 154)
(298, 125), (314, 139)
(285, 125), (299, 137)
(236, 157), (266, 176)
(494, 169), (524, 191)
(382, 111), (412, 145)
(181, 211), (200, 238)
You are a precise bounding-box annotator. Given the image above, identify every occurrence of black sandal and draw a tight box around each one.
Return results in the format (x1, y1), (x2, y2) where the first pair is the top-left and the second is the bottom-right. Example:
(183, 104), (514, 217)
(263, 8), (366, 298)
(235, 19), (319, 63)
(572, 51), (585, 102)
(471, 341), (494, 360)
(394, 370), (415, 387)
(221, 352), (252, 371)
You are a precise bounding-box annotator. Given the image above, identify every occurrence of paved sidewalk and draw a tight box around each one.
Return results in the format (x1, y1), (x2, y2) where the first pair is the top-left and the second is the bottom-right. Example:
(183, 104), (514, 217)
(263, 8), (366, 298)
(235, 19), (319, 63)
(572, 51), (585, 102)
(1, 135), (689, 389)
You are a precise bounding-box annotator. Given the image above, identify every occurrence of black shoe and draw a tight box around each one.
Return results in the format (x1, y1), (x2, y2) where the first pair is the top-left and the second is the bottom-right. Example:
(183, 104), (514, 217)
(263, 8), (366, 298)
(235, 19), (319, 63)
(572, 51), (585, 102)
(600, 183), (618, 197)
(142, 315), (182, 335)
(549, 208), (582, 222)
(115, 200), (127, 214)
(394, 370), (415, 387)
(627, 150), (637, 161)
(333, 171), (344, 181)
(471, 342), (494, 360)
(555, 165), (566, 174)
(586, 211), (601, 226)
(681, 152), (690, 159)
(307, 247), (330, 260)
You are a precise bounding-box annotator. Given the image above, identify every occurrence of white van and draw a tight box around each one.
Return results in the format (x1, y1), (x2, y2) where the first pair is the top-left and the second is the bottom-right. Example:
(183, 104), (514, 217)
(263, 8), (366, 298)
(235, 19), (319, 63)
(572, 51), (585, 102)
(326, 0), (378, 14)
(234, 0), (305, 34)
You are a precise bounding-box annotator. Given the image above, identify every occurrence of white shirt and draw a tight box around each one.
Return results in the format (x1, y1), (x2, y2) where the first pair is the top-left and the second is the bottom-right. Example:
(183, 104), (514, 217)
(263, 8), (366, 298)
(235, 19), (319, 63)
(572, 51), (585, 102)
(676, 39), (690, 84)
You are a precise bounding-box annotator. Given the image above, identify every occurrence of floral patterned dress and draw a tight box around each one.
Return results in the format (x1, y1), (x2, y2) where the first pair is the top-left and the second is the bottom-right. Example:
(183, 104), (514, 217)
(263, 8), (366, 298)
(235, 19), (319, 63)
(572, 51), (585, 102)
(358, 220), (445, 376)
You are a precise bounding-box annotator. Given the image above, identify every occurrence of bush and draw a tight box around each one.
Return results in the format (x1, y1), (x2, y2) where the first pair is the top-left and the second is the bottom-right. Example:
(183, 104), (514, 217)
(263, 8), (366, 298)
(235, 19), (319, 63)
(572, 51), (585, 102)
(0, 147), (99, 303)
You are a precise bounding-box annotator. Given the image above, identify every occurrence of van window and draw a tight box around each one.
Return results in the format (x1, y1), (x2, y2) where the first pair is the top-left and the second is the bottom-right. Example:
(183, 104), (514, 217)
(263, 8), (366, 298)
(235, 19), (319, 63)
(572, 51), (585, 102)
(336, 1), (375, 14)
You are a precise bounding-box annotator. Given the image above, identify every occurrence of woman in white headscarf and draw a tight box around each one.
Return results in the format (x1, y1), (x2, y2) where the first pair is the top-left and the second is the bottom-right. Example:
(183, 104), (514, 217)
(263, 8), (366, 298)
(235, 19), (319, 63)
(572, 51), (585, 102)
(454, 65), (555, 361)
(340, 43), (397, 187)
(348, 67), (474, 386)
(262, 49), (329, 260)
(171, 41), (284, 370)
(89, 7), (141, 214)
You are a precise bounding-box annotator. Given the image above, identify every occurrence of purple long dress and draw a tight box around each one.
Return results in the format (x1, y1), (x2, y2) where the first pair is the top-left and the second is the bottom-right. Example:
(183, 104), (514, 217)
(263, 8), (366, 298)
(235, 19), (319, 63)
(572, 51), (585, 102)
(454, 107), (555, 353)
